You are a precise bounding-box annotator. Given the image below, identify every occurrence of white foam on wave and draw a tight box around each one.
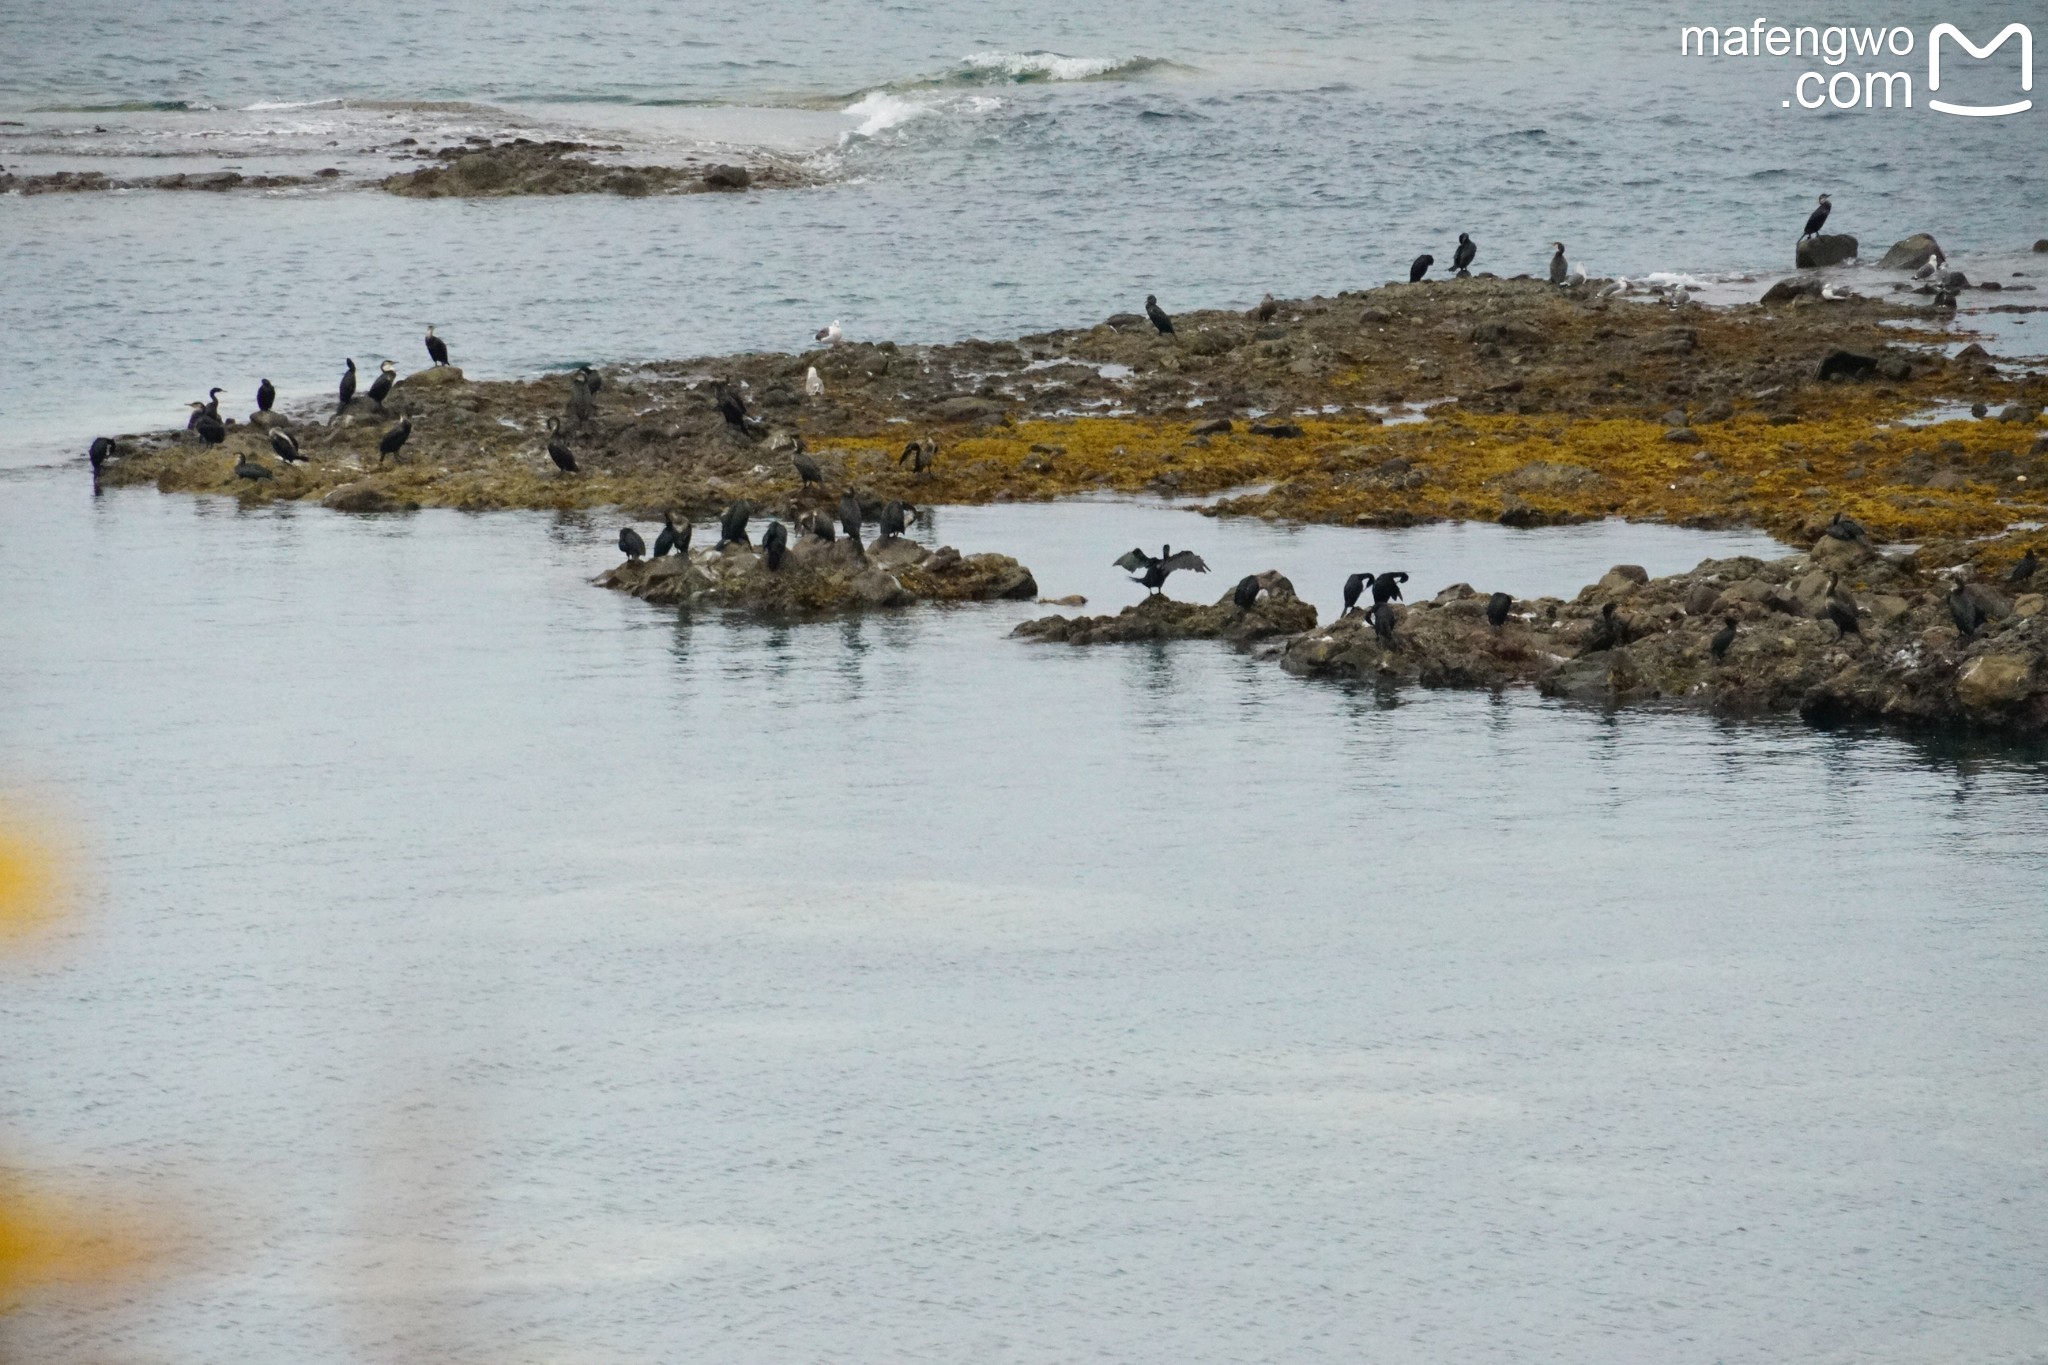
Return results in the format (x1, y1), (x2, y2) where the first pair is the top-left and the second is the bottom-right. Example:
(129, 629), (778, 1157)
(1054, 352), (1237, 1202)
(957, 50), (1132, 83)
(841, 90), (932, 139)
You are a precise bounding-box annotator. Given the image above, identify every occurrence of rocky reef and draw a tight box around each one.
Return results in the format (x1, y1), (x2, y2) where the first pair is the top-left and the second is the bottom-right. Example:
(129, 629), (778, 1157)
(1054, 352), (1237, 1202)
(1014, 572), (1318, 645)
(598, 533), (1036, 616)
(1279, 533), (2048, 732)
(378, 137), (810, 198)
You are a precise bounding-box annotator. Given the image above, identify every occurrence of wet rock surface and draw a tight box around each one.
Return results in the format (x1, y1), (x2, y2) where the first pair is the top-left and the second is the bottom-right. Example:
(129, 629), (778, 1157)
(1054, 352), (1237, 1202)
(379, 137), (811, 198)
(1014, 573), (1317, 646)
(599, 535), (1035, 616)
(1278, 536), (2048, 733)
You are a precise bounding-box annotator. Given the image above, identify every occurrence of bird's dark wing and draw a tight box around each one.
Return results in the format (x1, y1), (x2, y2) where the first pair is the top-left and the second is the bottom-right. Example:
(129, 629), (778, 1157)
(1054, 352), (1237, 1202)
(1112, 549), (1152, 572)
(1160, 551), (1209, 574)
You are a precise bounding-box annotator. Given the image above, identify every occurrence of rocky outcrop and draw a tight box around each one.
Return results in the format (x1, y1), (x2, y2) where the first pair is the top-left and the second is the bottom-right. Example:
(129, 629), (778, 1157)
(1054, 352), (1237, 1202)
(380, 138), (810, 198)
(1013, 572), (1317, 645)
(1878, 233), (1946, 271)
(0, 168), (312, 194)
(1277, 539), (2048, 732)
(599, 535), (1034, 615)
(1795, 234), (1858, 268)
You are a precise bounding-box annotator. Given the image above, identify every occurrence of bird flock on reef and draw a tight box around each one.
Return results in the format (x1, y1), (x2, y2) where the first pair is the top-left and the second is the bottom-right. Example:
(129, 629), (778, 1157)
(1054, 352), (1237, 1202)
(82, 195), (2037, 650)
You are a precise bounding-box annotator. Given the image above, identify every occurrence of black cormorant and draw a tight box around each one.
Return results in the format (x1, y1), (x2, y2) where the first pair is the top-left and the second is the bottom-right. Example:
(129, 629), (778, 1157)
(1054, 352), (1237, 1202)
(653, 513), (684, 558)
(1451, 233), (1476, 275)
(1370, 571), (1409, 606)
(1486, 591), (1513, 630)
(618, 526), (647, 561)
(898, 437), (936, 476)
(800, 508), (836, 542)
(1801, 193), (1832, 239)
(878, 500), (917, 541)
(1369, 600), (1398, 649)
(1586, 601), (1626, 652)
(88, 436), (116, 472)
(762, 519), (789, 570)
(424, 325), (449, 367)
(1947, 585), (1983, 638)
(366, 360), (397, 410)
(574, 365), (602, 395)
(1253, 293), (1278, 321)
(712, 380), (757, 437)
(338, 358), (357, 411)
(1822, 575), (1860, 636)
(1710, 615), (1737, 660)
(1343, 571), (1374, 615)
(546, 418), (577, 473)
(2008, 549), (2037, 587)
(203, 387), (222, 417)
(1144, 294), (1174, 335)
(269, 429), (306, 464)
(837, 491), (865, 549)
(717, 500), (751, 549)
(1548, 243), (1567, 286)
(1823, 511), (1867, 542)
(190, 403), (226, 445)
(793, 449), (824, 488)
(376, 415), (411, 464)
(256, 378), (275, 412)
(233, 453), (272, 482)
(1114, 544), (1209, 596)
(1233, 575), (1263, 611)
(1408, 254), (1433, 283)
(566, 373), (597, 429)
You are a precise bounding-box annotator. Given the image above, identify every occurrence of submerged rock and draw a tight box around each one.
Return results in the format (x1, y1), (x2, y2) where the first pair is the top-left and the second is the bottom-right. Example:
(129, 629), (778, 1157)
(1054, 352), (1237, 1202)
(599, 535), (1034, 616)
(1013, 572), (1317, 645)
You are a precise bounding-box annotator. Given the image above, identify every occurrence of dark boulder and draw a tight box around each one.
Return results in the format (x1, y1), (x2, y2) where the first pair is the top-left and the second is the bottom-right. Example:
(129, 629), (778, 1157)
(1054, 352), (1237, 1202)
(1795, 234), (1858, 269)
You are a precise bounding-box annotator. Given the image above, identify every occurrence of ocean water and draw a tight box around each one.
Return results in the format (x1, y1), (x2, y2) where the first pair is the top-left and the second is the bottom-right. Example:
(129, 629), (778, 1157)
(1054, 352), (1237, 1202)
(3, 465), (2047, 1363)
(6, 4), (2048, 1360)
(4, 0), (2047, 454)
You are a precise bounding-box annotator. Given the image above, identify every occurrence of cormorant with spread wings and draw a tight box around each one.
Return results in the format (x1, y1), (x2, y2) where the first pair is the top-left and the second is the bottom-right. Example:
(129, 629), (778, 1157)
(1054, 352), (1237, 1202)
(1115, 544), (1209, 597)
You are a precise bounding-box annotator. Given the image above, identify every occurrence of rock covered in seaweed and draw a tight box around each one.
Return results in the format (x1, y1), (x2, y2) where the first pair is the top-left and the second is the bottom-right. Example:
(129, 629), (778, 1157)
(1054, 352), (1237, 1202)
(598, 535), (1034, 615)
(1279, 537), (2048, 731)
(1013, 572), (1316, 645)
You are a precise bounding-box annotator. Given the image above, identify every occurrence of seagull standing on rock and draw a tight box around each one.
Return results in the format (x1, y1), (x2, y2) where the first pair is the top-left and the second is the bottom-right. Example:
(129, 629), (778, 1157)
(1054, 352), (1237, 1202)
(815, 320), (842, 346)
(806, 366), (825, 397)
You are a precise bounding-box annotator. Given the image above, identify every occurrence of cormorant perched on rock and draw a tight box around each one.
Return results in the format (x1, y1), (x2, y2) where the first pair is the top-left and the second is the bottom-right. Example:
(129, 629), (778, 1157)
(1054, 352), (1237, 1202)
(1451, 233), (1477, 276)
(566, 371), (597, 429)
(838, 491), (865, 549)
(1947, 584), (1983, 638)
(376, 415), (411, 464)
(1586, 601), (1626, 652)
(546, 418), (577, 473)
(1801, 193), (1832, 239)
(712, 380), (755, 435)
(1232, 575), (1263, 611)
(2007, 549), (2037, 587)
(898, 437), (937, 476)
(574, 365), (602, 395)
(792, 448), (824, 489)
(1486, 591), (1513, 630)
(652, 512), (685, 558)
(878, 500), (917, 541)
(424, 325), (450, 367)
(1823, 512), (1868, 543)
(88, 436), (116, 473)
(1710, 615), (1737, 661)
(1114, 544), (1209, 597)
(1369, 600), (1398, 649)
(366, 360), (397, 411)
(1144, 294), (1174, 335)
(338, 359), (357, 411)
(256, 378), (275, 412)
(1370, 571), (1409, 607)
(1342, 571), (1374, 615)
(1548, 243), (1568, 285)
(203, 387), (222, 418)
(1408, 254), (1433, 283)
(233, 453), (272, 482)
(1252, 293), (1278, 321)
(190, 403), (226, 445)
(1823, 597), (1860, 637)
(814, 319), (842, 346)
(617, 526), (646, 561)
(717, 500), (751, 549)
(761, 519), (789, 570)
(269, 429), (306, 464)
(800, 508), (836, 542)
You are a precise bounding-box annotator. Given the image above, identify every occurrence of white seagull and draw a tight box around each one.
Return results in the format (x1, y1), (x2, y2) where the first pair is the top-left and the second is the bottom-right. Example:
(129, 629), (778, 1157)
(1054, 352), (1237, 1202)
(815, 319), (843, 346)
(806, 366), (825, 397)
